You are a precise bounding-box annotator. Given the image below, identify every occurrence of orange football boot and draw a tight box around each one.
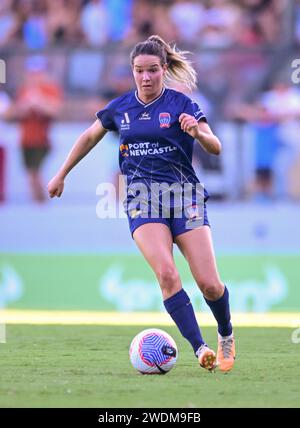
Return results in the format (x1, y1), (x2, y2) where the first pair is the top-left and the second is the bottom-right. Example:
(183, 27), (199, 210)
(217, 334), (235, 372)
(197, 344), (217, 371)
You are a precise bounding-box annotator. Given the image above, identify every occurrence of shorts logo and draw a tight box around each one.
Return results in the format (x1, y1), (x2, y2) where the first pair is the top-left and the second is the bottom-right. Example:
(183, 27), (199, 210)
(186, 204), (202, 221)
(159, 112), (171, 128)
(129, 209), (142, 219)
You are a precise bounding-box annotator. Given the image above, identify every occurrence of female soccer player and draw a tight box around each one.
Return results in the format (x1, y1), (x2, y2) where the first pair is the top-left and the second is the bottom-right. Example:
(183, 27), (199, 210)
(48, 35), (235, 372)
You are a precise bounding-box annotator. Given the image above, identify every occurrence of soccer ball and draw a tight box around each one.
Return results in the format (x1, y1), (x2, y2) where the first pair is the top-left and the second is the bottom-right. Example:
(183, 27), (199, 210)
(129, 328), (178, 374)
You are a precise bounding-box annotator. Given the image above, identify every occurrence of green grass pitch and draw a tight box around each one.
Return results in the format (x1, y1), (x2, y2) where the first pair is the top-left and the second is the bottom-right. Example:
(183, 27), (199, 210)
(0, 325), (299, 408)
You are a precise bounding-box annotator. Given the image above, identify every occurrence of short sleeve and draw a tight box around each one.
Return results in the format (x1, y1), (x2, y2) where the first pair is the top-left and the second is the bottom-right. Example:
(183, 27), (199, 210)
(96, 100), (118, 132)
(183, 98), (207, 123)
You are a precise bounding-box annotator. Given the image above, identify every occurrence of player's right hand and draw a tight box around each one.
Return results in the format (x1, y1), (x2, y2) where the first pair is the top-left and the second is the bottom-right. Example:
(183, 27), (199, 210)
(47, 175), (64, 198)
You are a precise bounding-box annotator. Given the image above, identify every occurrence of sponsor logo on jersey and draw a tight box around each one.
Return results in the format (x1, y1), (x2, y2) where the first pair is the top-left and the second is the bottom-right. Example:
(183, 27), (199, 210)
(139, 112), (151, 120)
(121, 112), (130, 130)
(125, 141), (177, 156)
(120, 143), (129, 157)
(159, 112), (171, 128)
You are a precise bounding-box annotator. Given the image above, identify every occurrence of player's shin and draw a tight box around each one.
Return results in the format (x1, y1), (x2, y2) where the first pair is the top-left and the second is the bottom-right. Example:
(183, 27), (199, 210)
(163, 288), (205, 354)
(204, 285), (232, 337)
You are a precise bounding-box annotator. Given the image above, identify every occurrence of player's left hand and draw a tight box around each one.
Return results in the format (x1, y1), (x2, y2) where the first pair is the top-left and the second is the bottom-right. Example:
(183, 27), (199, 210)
(179, 113), (199, 139)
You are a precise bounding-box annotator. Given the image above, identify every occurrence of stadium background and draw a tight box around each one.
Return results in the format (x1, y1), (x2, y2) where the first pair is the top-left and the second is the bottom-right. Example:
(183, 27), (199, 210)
(0, 0), (300, 409)
(1, 0), (299, 316)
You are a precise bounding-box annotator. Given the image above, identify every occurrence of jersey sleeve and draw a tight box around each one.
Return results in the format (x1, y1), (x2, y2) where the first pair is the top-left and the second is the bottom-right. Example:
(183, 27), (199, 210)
(183, 98), (207, 123)
(96, 100), (118, 132)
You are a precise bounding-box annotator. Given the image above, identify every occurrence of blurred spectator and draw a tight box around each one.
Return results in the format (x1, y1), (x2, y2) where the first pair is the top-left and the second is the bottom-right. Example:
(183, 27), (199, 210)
(232, 101), (280, 201)
(169, 0), (204, 43)
(0, 90), (11, 202)
(128, 0), (156, 42)
(103, 0), (133, 42)
(6, 0), (32, 47)
(5, 56), (62, 202)
(0, 0), (290, 48)
(201, 0), (242, 48)
(152, 3), (178, 42)
(261, 81), (300, 199)
(23, 0), (47, 49)
(232, 80), (300, 201)
(0, 91), (11, 114)
(103, 62), (134, 99)
(46, 0), (83, 46)
(296, 0), (300, 45)
(239, 0), (286, 46)
(81, 0), (109, 47)
(0, 0), (16, 47)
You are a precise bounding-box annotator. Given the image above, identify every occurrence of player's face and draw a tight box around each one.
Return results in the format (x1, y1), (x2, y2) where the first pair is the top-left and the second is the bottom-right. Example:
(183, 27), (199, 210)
(132, 55), (166, 102)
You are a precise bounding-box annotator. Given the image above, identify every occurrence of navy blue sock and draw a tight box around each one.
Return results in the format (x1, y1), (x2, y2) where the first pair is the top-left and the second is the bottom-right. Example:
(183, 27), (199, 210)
(204, 286), (232, 337)
(164, 289), (205, 354)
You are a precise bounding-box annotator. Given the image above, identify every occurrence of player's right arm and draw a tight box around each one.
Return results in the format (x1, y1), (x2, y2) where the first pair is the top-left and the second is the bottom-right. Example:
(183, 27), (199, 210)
(48, 119), (107, 198)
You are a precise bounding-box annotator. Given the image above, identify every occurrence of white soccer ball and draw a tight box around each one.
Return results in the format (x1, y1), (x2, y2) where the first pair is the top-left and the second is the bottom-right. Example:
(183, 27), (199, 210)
(129, 328), (178, 374)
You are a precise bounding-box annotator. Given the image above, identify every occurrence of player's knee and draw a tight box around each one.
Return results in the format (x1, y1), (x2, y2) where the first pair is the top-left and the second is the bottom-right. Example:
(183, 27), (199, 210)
(200, 279), (224, 300)
(157, 265), (180, 293)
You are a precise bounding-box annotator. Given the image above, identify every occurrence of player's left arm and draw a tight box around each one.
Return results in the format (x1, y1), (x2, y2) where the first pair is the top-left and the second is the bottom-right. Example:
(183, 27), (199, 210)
(179, 113), (221, 155)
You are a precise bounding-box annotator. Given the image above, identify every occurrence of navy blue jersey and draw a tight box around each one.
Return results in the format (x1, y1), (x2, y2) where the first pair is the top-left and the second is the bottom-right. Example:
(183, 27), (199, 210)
(96, 88), (207, 191)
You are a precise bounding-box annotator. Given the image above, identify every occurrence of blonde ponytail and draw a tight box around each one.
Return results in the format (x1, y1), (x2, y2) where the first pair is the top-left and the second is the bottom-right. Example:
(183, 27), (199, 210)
(147, 35), (197, 91)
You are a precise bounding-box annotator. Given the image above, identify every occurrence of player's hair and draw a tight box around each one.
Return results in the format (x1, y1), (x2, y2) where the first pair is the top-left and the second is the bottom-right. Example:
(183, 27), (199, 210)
(130, 35), (197, 91)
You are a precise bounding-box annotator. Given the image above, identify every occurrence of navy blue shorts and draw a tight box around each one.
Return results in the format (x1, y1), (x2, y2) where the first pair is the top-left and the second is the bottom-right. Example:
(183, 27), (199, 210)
(127, 203), (210, 239)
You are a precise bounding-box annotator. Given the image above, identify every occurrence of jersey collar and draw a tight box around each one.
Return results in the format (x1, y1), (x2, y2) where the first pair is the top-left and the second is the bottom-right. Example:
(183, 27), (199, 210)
(135, 87), (165, 107)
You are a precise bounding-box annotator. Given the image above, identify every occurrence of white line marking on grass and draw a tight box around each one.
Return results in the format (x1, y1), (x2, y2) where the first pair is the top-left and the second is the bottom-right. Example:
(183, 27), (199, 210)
(1, 310), (300, 327)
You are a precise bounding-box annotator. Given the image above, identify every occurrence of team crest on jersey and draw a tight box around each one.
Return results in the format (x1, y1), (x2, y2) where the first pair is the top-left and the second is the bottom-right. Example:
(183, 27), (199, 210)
(159, 112), (171, 128)
(120, 143), (129, 157)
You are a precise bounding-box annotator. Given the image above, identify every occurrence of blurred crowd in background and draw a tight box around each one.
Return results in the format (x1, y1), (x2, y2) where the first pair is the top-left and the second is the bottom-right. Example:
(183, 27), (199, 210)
(0, 0), (294, 49)
(0, 0), (300, 203)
